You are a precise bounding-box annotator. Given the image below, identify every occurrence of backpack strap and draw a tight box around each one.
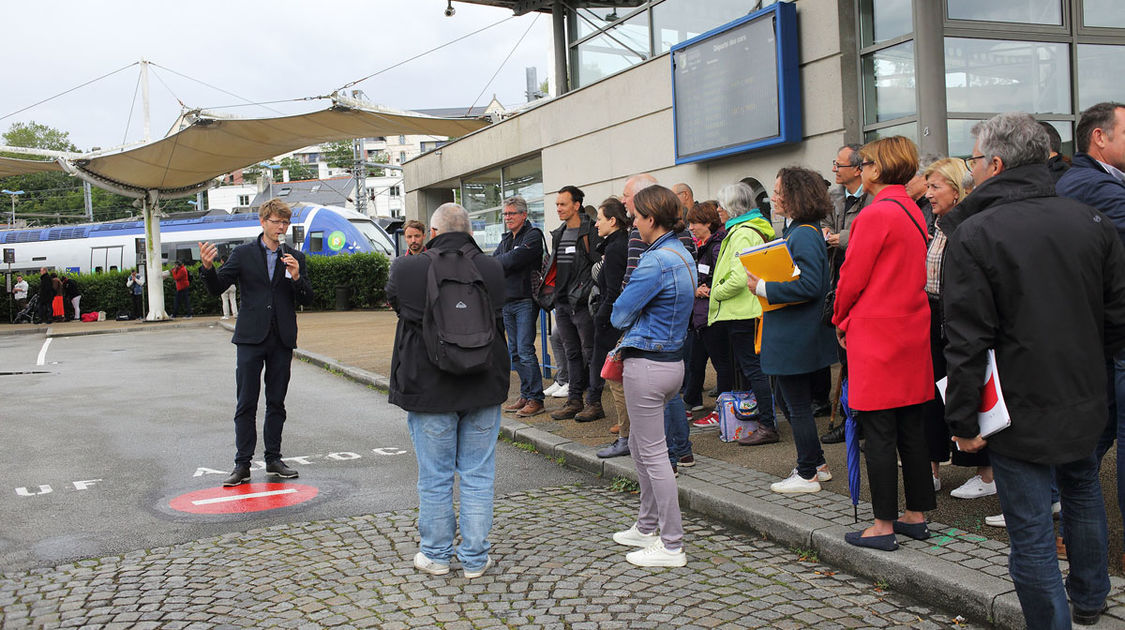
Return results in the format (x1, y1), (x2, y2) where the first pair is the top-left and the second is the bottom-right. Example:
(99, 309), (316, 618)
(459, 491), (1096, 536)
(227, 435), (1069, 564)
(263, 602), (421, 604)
(887, 198), (929, 245)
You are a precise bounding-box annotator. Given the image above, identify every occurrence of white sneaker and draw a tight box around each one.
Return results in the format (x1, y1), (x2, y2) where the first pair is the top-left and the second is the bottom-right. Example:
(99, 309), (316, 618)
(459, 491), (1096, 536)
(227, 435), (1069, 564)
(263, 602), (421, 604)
(625, 539), (687, 567)
(933, 475), (942, 492)
(413, 552), (449, 576)
(463, 556), (493, 579)
(816, 464), (832, 482)
(950, 475), (996, 499)
(986, 501), (1060, 528)
(771, 470), (821, 494)
(551, 383), (570, 398)
(543, 382), (561, 397)
(613, 523), (660, 548)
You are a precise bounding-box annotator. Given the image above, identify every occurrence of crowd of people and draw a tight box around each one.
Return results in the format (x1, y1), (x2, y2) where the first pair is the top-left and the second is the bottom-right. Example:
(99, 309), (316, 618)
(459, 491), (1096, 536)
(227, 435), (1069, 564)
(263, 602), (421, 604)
(384, 103), (1125, 628)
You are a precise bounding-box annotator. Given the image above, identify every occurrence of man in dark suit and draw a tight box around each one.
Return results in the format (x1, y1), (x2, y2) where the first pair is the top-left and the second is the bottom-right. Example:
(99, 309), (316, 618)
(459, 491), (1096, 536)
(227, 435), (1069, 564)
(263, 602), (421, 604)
(199, 198), (314, 487)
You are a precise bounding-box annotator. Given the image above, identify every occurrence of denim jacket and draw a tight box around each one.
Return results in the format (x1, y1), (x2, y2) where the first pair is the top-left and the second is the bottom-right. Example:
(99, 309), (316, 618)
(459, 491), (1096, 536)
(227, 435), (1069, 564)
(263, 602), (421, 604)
(611, 231), (696, 352)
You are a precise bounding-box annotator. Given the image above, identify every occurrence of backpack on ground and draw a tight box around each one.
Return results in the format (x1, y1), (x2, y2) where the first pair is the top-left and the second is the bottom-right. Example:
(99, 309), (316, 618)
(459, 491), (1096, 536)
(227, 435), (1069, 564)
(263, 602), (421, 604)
(422, 243), (496, 375)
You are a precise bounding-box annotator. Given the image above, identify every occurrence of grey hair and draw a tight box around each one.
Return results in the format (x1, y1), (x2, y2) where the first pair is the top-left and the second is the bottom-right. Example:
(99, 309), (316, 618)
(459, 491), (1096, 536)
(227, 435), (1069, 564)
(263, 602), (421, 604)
(431, 203), (472, 234)
(961, 170), (975, 195)
(838, 143), (863, 166)
(626, 173), (658, 194)
(917, 153), (942, 176)
(716, 182), (757, 219)
(503, 196), (528, 215)
(971, 112), (1050, 170)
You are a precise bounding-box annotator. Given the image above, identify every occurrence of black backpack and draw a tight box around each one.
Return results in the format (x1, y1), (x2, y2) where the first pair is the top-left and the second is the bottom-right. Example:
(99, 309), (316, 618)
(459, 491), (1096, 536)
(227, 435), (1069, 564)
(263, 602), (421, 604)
(422, 243), (496, 375)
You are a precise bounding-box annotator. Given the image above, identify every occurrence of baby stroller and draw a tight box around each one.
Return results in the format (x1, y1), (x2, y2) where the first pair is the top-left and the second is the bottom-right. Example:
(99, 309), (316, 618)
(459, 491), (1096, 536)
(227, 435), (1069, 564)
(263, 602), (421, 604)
(14, 294), (40, 324)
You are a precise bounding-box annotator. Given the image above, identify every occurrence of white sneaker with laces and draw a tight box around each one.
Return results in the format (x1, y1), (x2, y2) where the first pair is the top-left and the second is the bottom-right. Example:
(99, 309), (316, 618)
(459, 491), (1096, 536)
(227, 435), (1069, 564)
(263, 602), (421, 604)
(986, 501), (1060, 528)
(816, 464), (832, 482)
(543, 382), (560, 397)
(950, 475), (996, 499)
(625, 539), (687, 567)
(413, 552), (449, 576)
(771, 469), (821, 494)
(613, 523), (660, 548)
(463, 556), (493, 579)
(551, 383), (570, 398)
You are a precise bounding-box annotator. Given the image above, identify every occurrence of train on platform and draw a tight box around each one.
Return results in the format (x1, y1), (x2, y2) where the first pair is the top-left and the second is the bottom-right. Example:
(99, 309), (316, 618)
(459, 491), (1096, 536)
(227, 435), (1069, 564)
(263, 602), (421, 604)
(0, 203), (397, 275)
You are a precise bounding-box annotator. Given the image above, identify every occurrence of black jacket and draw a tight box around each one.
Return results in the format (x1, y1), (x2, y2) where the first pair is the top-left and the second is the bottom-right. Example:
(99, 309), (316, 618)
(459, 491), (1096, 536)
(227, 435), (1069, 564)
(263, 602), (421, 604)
(201, 235), (313, 348)
(386, 231), (510, 413)
(549, 214), (602, 310)
(593, 228), (628, 328)
(492, 221), (544, 302)
(942, 164), (1125, 464)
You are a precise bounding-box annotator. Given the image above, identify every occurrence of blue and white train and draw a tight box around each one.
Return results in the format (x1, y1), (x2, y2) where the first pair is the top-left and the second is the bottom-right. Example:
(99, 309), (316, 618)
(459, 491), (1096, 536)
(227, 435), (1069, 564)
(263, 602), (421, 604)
(0, 203), (397, 274)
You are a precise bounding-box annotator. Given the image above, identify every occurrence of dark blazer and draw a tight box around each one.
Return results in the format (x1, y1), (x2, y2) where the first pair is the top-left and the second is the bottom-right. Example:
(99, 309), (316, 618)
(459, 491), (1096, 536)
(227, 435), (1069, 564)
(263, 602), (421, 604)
(492, 221), (545, 302)
(201, 235), (313, 348)
(386, 231), (510, 413)
(1057, 152), (1125, 246)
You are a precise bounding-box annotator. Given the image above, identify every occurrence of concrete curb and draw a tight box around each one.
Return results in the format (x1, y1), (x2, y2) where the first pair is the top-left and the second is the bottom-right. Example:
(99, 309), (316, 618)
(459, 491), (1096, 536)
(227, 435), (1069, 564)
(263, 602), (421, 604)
(46, 319), (218, 338)
(496, 418), (1026, 629)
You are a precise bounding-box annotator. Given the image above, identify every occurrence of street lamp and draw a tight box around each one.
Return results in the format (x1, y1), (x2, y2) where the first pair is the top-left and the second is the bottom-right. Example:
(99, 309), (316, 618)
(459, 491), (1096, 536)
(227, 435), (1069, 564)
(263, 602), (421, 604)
(1, 189), (24, 228)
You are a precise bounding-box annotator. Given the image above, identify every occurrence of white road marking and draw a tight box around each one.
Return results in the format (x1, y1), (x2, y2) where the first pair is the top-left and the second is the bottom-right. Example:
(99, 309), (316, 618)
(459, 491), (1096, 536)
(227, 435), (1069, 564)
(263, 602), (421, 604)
(192, 488), (297, 505)
(36, 339), (51, 366)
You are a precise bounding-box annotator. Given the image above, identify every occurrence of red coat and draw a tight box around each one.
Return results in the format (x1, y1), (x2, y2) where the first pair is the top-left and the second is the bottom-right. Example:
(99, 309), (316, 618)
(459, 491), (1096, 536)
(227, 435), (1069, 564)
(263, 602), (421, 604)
(832, 185), (933, 411)
(172, 265), (190, 291)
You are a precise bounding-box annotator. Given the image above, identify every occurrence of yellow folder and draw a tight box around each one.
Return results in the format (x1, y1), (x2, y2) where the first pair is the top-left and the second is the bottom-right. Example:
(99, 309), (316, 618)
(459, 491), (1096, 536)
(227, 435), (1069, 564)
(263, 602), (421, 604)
(737, 240), (796, 312)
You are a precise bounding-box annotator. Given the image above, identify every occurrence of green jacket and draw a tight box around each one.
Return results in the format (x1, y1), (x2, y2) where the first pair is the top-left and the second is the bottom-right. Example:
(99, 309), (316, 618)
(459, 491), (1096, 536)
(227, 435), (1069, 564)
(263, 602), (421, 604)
(707, 215), (776, 326)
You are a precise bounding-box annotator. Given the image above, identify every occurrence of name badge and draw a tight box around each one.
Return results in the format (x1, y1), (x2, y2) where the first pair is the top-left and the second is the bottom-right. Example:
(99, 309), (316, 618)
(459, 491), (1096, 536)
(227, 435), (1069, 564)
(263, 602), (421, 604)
(697, 263), (710, 274)
(564, 246), (576, 254)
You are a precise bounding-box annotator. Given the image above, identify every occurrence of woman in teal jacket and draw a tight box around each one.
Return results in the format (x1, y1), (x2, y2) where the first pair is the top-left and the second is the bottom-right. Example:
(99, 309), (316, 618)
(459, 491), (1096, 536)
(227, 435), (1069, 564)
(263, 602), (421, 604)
(746, 167), (839, 493)
(708, 182), (778, 445)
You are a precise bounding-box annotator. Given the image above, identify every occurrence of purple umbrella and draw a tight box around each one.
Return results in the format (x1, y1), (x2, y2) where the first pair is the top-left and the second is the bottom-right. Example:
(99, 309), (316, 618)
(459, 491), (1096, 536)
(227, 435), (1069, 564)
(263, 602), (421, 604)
(840, 378), (861, 523)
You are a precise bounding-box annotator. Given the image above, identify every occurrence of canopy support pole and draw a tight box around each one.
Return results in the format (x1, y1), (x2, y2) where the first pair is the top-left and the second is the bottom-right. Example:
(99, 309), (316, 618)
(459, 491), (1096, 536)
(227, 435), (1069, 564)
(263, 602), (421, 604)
(141, 192), (169, 321)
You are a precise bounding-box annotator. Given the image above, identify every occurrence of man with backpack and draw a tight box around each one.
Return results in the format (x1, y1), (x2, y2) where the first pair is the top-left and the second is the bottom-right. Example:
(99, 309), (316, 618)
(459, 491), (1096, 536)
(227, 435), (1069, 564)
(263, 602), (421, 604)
(386, 202), (510, 580)
(493, 196), (546, 418)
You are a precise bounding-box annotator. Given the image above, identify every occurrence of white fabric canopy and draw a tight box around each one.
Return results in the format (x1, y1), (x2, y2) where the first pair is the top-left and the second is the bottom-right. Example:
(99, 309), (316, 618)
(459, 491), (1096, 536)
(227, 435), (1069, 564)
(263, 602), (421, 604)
(0, 155), (64, 179)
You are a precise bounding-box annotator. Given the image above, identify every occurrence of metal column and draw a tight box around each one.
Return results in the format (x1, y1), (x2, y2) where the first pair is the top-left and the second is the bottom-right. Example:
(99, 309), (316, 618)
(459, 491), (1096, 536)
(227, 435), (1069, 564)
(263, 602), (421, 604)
(552, 1), (569, 95)
(913, 0), (948, 158)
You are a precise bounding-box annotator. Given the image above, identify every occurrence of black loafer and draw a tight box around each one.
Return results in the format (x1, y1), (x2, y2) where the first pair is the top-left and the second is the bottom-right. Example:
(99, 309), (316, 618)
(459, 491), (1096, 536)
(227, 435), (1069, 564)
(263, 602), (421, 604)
(820, 422), (846, 444)
(892, 520), (931, 541)
(1073, 602), (1108, 626)
(222, 466), (251, 487)
(844, 531), (899, 551)
(266, 461), (299, 479)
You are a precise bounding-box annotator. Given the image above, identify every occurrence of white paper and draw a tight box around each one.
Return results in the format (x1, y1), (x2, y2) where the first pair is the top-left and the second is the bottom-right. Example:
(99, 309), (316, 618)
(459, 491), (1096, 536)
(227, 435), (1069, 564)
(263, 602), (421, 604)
(564, 246), (576, 254)
(698, 263), (710, 274)
(936, 348), (1011, 438)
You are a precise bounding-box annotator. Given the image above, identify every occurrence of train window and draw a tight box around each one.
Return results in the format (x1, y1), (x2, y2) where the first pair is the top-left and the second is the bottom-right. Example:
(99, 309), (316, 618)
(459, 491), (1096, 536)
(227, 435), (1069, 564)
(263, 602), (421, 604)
(310, 231), (324, 252)
(32, 256), (46, 261)
(348, 219), (395, 256)
(110, 266), (118, 271)
(95, 266), (103, 273)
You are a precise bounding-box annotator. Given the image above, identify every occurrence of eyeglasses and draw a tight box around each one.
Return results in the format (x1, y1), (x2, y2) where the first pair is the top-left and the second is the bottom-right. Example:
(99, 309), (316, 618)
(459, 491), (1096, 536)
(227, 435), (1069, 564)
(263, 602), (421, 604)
(265, 218), (291, 227)
(501, 211), (524, 217)
(964, 155), (987, 168)
(831, 161), (860, 170)
(857, 161), (875, 169)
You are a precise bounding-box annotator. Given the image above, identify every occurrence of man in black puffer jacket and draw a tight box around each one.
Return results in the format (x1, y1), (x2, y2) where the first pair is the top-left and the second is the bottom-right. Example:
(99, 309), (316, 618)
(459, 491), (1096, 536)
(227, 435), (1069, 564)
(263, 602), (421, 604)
(943, 112), (1125, 628)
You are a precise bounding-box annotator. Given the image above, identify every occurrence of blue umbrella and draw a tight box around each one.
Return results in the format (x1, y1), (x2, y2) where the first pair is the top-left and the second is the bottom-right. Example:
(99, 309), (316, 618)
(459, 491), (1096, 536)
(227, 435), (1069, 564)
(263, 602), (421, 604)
(840, 378), (861, 523)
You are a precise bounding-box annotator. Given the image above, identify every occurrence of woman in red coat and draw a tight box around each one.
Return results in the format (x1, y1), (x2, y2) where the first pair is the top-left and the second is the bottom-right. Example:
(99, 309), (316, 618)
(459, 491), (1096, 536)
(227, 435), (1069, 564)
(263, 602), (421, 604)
(833, 136), (935, 551)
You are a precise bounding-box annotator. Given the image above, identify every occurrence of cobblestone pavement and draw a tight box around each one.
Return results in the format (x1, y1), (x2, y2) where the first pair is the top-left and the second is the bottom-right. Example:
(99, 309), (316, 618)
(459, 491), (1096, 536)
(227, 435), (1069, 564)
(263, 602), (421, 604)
(0, 484), (978, 630)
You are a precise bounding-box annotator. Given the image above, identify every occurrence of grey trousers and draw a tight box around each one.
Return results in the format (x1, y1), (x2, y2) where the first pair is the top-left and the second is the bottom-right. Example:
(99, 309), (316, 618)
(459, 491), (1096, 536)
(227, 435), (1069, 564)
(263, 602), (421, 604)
(624, 356), (685, 550)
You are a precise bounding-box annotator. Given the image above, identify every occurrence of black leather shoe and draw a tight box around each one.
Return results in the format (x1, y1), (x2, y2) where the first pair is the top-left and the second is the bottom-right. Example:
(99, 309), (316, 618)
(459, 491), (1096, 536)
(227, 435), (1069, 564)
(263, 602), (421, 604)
(266, 461), (299, 479)
(820, 422), (846, 444)
(1073, 603), (1107, 626)
(812, 401), (831, 417)
(222, 466), (251, 487)
(597, 437), (629, 458)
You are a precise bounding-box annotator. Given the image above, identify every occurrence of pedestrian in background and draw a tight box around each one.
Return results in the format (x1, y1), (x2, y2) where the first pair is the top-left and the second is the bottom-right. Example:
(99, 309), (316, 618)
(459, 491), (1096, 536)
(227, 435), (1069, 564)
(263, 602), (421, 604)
(402, 220), (426, 256)
(63, 275), (81, 320)
(37, 267), (52, 324)
(127, 270), (145, 320)
(610, 185), (696, 568)
(11, 274), (28, 312)
(386, 202), (509, 580)
(834, 136), (935, 551)
(171, 260), (192, 318)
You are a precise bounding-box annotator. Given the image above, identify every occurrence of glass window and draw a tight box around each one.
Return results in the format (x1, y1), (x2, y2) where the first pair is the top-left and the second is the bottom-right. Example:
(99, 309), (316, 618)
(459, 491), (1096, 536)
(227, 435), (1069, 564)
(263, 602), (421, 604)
(652, 0), (755, 54)
(1078, 44), (1125, 110)
(1084, 0), (1125, 28)
(574, 12), (649, 87)
(864, 121), (919, 144)
(945, 38), (1071, 114)
(575, 6), (622, 39)
(462, 168), (502, 214)
(862, 41), (916, 123)
(859, 0), (912, 47)
(502, 156), (545, 229)
(947, 119), (1072, 158)
(947, 0), (1062, 25)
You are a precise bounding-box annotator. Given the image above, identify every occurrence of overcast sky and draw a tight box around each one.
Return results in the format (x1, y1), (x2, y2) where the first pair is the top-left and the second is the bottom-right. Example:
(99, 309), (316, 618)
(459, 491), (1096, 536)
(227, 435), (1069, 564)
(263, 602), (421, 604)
(0, 0), (552, 151)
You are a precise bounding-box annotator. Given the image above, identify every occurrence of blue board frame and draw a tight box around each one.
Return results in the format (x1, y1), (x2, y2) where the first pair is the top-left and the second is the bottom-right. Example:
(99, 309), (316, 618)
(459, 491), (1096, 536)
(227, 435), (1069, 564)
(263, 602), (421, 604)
(670, 2), (801, 164)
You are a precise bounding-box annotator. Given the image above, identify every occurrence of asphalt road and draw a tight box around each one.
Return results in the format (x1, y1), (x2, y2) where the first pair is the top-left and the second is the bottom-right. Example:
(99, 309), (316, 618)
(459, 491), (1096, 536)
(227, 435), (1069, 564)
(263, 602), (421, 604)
(0, 325), (583, 572)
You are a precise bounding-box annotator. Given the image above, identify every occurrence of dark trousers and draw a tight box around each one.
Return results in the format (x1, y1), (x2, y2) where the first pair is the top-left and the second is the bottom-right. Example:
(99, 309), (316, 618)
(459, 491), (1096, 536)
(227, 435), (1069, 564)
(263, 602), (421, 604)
(38, 295), (52, 323)
(684, 327), (709, 406)
(858, 404), (936, 520)
(922, 297), (989, 466)
(702, 323), (733, 395)
(234, 327), (293, 467)
(721, 319), (775, 430)
(173, 288), (192, 317)
(776, 373), (826, 480)
(810, 366), (831, 406)
(132, 293), (143, 319)
(555, 302), (596, 402)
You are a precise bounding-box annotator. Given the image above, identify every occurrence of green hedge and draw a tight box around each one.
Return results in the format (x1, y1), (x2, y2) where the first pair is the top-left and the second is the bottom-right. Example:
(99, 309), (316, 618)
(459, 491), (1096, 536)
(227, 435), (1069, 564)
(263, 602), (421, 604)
(1, 252), (390, 322)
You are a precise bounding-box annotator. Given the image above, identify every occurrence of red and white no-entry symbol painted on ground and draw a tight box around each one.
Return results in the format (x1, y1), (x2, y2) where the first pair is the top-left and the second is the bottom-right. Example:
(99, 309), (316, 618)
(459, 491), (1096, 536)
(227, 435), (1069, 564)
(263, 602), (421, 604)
(169, 483), (318, 514)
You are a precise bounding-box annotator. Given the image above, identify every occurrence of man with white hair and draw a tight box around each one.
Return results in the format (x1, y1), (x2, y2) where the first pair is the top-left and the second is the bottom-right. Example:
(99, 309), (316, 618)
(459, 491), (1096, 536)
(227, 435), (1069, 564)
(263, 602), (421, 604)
(386, 202), (510, 580)
(943, 112), (1125, 628)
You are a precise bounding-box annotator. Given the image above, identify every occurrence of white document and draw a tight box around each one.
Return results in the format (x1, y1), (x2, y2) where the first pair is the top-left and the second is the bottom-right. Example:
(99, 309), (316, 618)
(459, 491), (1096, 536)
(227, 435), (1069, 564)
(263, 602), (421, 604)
(697, 263), (711, 274)
(936, 348), (1011, 438)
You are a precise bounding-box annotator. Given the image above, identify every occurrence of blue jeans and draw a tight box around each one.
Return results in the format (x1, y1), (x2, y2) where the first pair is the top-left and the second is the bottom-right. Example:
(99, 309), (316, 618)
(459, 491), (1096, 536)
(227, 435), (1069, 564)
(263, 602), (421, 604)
(991, 451), (1109, 628)
(173, 288), (192, 317)
(1095, 349), (1125, 547)
(664, 341), (692, 463)
(407, 405), (502, 572)
(502, 299), (544, 401)
(776, 373), (825, 480)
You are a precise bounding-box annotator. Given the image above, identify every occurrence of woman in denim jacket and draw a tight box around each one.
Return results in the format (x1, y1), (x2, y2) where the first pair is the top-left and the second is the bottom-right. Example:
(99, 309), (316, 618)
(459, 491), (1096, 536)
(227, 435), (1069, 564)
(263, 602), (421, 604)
(608, 185), (696, 568)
